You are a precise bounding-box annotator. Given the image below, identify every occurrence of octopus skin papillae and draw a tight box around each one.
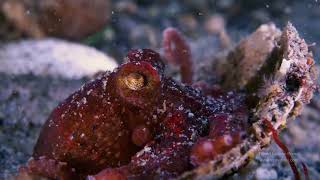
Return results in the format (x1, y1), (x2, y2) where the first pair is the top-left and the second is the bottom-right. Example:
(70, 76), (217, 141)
(18, 25), (316, 180)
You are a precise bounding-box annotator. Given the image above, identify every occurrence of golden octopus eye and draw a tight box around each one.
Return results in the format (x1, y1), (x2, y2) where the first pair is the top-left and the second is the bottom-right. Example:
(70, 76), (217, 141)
(124, 72), (146, 91)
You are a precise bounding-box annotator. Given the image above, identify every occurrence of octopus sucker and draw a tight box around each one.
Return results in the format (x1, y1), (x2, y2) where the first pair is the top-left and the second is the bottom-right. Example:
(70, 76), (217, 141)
(17, 22), (317, 180)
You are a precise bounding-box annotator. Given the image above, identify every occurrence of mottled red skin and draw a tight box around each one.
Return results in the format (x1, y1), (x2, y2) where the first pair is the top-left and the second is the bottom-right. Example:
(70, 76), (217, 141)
(24, 49), (248, 179)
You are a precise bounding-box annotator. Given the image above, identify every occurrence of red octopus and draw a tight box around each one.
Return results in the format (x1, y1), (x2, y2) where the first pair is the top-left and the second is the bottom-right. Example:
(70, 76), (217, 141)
(19, 26), (313, 180)
(20, 48), (248, 179)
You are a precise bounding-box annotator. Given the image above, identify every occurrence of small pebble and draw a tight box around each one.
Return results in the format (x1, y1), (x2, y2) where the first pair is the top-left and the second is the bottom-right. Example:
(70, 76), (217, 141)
(255, 167), (278, 180)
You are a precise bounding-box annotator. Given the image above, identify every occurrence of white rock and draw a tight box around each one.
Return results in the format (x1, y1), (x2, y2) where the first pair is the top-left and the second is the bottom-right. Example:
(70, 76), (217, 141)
(0, 38), (118, 79)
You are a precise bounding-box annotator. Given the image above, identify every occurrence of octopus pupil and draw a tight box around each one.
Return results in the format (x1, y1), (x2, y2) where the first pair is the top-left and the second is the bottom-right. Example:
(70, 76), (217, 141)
(124, 72), (146, 90)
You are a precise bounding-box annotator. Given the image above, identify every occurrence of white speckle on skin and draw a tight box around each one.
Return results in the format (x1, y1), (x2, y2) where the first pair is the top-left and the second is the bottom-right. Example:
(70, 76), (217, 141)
(102, 80), (108, 90)
(82, 97), (87, 104)
(157, 100), (167, 114)
(87, 89), (93, 95)
(188, 112), (194, 118)
(69, 135), (74, 140)
(144, 146), (151, 152)
(136, 146), (152, 157)
(118, 132), (123, 137)
(139, 159), (147, 166)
